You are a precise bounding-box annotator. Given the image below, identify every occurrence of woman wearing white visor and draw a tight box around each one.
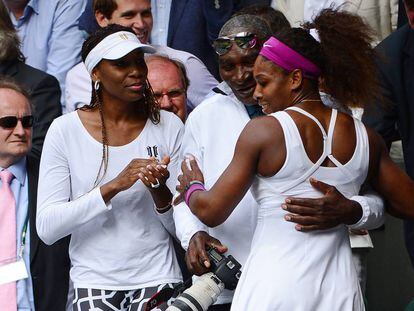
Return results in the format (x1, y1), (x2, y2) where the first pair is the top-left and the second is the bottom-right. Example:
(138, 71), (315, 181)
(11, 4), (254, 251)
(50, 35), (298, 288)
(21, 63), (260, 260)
(36, 25), (183, 310)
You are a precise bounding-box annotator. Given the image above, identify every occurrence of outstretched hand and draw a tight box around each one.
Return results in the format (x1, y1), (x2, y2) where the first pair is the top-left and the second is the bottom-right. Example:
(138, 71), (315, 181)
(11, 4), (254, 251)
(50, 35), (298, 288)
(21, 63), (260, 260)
(174, 155), (205, 205)
(282, 178), (362, 232)
(186, 231), (228, 276)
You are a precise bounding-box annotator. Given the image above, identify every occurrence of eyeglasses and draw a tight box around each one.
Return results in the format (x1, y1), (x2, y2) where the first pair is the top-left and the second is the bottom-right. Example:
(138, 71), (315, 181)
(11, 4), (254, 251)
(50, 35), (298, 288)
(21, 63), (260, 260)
(0, 115), (34, 129)
(213, 32), (258, 56)
(153, 89), (185, 101)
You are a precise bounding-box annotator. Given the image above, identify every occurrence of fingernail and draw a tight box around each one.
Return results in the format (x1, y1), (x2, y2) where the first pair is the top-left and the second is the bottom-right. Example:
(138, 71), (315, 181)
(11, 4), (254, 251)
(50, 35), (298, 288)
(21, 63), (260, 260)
(296, 225), (302, 231)
(138, 173), (143, 178)
(204, 261), (210, 268)
(285, 198), (291, 203)
(161, 164), (167, 168)
(281, 204), (287, 210)
(285, 215), (291, 221)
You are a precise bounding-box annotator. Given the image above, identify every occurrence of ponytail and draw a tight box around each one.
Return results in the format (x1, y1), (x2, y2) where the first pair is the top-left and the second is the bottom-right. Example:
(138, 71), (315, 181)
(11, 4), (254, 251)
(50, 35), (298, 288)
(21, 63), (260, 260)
(275, 8), (380, 108)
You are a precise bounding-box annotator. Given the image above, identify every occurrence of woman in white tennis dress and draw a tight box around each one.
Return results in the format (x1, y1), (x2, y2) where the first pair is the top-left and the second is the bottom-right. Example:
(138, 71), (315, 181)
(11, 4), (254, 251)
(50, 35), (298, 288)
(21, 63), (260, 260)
(176, 9), (414, 310)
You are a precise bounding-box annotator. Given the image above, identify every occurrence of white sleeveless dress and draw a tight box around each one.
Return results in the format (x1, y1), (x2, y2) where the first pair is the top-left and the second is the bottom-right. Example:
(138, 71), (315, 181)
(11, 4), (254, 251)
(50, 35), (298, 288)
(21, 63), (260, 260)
(231, 107), (366, 311)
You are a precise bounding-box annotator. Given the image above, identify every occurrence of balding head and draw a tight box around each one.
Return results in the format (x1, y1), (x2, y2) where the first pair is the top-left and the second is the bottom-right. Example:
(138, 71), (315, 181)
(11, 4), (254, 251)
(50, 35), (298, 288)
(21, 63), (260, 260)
(219, 14), (271, 42)
(146, 55), (188, 122)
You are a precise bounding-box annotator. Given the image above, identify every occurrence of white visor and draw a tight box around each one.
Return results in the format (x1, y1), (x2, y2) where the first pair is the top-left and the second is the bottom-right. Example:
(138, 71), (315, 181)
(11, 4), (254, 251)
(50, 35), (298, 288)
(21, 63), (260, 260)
(84, 31), (156, 74)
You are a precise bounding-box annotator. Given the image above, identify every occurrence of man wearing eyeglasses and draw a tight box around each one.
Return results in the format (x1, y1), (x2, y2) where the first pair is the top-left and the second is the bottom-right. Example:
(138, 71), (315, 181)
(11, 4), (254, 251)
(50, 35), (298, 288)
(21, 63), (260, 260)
(146, 55), (188, 122)
(0, 78), (70, 311)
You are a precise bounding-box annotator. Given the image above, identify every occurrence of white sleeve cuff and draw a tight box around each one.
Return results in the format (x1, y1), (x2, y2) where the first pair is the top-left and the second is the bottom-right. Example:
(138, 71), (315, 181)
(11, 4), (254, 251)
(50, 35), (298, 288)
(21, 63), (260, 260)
(154, 204), (176, 238)
(96, 187), (113, 211)
(347, 196), (369, 229)
(173, 202), (208, 250)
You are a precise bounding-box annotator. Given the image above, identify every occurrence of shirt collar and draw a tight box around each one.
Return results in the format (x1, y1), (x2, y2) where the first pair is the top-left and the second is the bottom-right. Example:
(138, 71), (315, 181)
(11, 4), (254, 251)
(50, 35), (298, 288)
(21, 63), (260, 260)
(27, 0), (39, 15)
(218, 82), (264, 119)
(0, 157), (27, 186)
(244, 104), (264, 119)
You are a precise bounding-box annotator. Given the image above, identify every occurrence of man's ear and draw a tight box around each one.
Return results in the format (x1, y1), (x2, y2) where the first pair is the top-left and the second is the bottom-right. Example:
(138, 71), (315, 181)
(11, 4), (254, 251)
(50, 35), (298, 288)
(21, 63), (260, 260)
(290, 69), (304, 91)
(95, 11), (110, 27)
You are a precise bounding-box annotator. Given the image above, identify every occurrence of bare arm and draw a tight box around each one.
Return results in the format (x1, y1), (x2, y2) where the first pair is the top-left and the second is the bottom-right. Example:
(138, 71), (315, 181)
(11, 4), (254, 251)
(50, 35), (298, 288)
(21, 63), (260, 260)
(176, 117), (282, 227)
(368, 127), (414, 219)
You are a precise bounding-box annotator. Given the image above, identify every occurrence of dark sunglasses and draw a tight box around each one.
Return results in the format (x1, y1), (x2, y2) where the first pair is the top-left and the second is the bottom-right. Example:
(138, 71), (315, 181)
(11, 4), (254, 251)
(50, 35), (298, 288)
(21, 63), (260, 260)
(213, 32), (258, 56)
(0, 115), (34, 129)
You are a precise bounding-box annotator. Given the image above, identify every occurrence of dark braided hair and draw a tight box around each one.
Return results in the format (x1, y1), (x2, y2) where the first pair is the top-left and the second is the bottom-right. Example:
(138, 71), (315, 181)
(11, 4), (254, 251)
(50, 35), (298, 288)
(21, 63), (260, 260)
(80, 24), (160, 186)
(274, 8), (379, 108)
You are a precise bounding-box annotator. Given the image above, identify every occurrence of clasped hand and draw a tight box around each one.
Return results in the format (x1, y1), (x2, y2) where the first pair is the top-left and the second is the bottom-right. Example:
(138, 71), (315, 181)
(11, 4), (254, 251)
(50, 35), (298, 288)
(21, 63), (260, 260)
(114, 155), (171, 191)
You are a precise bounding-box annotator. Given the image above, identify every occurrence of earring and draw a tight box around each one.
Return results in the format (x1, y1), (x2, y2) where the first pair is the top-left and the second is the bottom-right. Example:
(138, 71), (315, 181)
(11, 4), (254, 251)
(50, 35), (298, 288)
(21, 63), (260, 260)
(94, 80), (100, 91)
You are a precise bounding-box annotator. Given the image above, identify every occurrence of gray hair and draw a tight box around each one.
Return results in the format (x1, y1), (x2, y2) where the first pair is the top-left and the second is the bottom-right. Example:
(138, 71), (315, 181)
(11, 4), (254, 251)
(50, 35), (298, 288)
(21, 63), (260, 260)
(0, 76), (33, 111)
(219, 14), (271, 42)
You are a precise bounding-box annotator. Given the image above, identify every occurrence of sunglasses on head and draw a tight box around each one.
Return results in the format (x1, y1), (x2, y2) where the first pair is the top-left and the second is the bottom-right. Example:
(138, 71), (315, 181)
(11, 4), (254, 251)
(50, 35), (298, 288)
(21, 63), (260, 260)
(0, 115), (34, 129)
(213, 32), (258, 56)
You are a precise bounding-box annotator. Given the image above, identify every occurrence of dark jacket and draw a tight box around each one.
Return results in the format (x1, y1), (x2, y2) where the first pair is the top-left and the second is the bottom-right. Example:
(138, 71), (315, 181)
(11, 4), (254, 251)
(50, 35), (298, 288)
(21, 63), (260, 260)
(363, 24), (414, 266)
(0, 60), (62, 159)
(27, 155), (71, 311)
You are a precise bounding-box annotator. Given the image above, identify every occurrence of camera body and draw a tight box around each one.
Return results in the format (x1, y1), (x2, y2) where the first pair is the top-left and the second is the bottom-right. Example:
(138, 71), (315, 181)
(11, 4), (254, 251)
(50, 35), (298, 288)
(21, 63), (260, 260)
(206, 247), (242, 290)
(165, 248), (242, 311)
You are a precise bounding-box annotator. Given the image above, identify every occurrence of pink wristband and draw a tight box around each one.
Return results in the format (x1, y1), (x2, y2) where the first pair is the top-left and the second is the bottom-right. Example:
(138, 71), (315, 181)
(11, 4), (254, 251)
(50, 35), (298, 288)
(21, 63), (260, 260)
(185, 183), (206, 206)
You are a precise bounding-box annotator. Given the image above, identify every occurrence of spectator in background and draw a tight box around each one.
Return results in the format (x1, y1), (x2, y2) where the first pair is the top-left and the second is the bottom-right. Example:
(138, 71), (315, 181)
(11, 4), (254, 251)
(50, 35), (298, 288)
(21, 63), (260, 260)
(165, 0), (240, 80)
(271, 0), (398, 43)
(65, 0), (217, 113)
(146, 55), (188, 123)
(0, 78), (70, 311)
(164, 0), (272, 80)
(79, 0), (272, 80)
(363, 0), (414, 269)
(0, 0), (61, 159)
(3, 0), (87, 111)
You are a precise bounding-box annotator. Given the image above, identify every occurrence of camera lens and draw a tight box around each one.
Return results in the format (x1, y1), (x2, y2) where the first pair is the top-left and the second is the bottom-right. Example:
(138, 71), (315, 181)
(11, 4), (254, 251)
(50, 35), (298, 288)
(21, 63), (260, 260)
(167, 273), (224, 311)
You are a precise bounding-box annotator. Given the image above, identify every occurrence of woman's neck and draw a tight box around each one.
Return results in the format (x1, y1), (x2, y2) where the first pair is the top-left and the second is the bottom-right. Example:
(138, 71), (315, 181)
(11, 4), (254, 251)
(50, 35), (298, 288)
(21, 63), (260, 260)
(291, 88), (321, 107)
(100, 95), (147, 124)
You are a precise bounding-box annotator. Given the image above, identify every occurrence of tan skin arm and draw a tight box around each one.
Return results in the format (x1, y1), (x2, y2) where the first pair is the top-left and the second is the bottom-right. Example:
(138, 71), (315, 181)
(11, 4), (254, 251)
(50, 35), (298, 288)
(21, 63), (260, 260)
(176, 116), (285, 227)
(178, 118), (414, 227)
(367, 127), (414, 219)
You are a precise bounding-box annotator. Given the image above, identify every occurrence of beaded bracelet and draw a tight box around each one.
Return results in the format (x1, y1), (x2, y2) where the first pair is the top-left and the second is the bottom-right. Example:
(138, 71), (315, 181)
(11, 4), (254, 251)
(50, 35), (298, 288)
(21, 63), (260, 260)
(185, 182), (206, 206)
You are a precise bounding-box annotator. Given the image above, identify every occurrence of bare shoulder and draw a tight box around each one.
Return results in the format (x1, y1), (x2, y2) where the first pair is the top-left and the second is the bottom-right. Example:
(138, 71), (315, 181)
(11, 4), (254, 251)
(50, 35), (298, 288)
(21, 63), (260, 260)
(240, 114), (284, 146)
